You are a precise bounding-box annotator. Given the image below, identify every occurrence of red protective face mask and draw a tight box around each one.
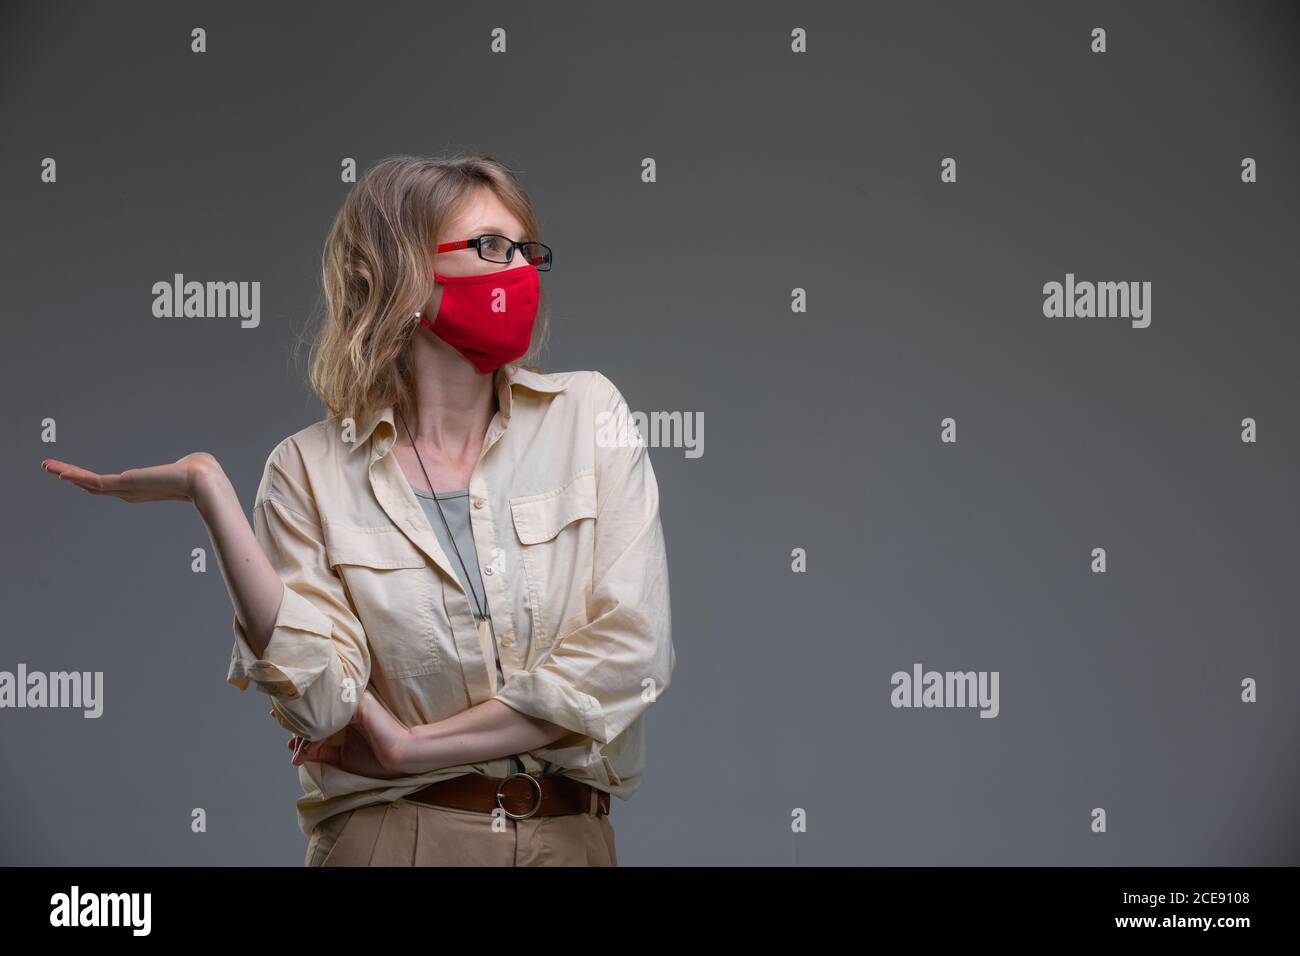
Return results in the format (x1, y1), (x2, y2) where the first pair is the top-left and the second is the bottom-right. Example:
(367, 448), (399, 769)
(419, 265), (540, 373)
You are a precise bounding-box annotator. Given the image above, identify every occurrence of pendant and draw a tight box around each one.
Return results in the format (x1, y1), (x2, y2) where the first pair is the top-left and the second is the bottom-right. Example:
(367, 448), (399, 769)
(477, 616), (498, 695)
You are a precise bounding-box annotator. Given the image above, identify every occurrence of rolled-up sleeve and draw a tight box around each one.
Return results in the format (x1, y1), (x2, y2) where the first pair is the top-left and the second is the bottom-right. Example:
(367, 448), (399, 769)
(226, 440), (371, 742)
(494, 371), (674, 747)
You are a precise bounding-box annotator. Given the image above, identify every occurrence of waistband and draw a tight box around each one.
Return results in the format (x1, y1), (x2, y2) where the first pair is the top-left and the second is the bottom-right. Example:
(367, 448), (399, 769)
(400, 771), (610, 819)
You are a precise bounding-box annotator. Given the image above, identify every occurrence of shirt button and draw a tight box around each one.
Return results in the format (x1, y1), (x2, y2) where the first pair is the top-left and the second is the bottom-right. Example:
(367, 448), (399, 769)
(472, 497), (485, 509)
(483, 566), (494, 575)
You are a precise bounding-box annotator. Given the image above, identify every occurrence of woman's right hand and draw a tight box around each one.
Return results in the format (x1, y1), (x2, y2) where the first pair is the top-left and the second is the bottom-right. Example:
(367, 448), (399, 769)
(42, 447), (296, 703)
(41, 451), (222, 504)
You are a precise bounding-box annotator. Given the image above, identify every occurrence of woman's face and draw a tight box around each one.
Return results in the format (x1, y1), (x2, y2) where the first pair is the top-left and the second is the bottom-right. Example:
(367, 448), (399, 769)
(432, 189), (529, 279)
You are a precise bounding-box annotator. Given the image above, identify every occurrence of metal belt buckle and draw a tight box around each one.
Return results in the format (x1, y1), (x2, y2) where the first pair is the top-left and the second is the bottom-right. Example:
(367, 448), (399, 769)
(496, 772), (544, 820)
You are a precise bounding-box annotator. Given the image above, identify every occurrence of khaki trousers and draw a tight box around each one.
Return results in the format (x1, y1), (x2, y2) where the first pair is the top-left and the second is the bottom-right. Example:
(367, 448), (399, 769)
(305, 796), (618, 867)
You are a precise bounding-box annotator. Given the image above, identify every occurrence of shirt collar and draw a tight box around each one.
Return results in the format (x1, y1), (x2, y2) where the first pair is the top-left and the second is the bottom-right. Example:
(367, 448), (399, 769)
(349, 363), (568, 459)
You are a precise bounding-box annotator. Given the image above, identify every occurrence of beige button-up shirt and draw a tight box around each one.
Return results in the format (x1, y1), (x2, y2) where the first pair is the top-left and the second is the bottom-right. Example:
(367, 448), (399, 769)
(226, 364), (674, 836)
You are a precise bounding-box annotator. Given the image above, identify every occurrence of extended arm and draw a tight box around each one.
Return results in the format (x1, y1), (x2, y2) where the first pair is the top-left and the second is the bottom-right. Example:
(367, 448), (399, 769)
(194, 463), (285, 661)
(220, 439), (372, 741)
(43, 446), (367, 744)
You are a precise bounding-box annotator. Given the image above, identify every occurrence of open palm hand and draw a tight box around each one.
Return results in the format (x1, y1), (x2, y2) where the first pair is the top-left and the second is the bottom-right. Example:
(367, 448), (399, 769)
(41, 452), (219, 503)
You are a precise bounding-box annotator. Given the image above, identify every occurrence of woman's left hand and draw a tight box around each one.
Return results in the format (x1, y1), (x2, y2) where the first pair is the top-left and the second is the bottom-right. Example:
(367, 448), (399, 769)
(288, 725), (405, 778)
(351, 689), (414, 764)
(289, 690), (413, 778)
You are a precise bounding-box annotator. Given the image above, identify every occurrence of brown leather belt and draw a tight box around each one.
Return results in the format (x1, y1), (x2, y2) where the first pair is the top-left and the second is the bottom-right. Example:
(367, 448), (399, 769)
(401, 772), (610, 819)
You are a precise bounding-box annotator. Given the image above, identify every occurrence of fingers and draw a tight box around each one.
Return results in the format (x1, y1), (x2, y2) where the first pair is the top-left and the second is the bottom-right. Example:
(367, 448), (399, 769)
(288, 735), (336, 767)
(300, 741), (338, 766)
(42, 460), (86, 485)
(41, 458), (186, 502)
(42, 459), (92, 481)
(41, 459), (119, 495)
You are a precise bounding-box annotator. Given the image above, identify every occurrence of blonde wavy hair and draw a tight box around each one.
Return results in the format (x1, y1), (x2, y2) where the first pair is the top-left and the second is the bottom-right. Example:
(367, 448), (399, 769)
(303, 154), (552, 429)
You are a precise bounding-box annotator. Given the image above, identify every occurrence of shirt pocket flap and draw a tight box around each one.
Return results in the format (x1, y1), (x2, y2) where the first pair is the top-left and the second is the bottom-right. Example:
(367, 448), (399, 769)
(510, 470), (598, 545)
(322, 523), (429, 569)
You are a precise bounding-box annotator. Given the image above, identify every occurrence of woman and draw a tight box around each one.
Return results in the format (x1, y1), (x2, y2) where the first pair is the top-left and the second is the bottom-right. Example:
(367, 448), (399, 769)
(41, 154), (674, 866)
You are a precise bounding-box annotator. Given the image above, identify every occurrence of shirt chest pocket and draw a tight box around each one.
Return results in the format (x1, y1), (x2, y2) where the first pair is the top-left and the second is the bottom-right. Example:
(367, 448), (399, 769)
(509, 469), (599, 648)
(321, 523), (441, 679)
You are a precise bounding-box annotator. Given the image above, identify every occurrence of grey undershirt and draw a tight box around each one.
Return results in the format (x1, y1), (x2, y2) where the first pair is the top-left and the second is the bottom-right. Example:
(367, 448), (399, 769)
(410, 485), (524, 776)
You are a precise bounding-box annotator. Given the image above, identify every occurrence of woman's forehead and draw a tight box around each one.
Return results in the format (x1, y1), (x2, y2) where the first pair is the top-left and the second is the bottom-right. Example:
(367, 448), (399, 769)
(446, 189), (522, 236)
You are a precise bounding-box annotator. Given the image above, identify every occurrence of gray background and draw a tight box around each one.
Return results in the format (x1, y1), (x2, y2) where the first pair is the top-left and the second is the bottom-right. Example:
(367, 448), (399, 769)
(2, 0), (1297, 865)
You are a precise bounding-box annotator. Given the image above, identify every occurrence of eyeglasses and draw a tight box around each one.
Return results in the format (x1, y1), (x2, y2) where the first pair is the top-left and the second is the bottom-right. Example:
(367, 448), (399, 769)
(436, 234), (553, 271)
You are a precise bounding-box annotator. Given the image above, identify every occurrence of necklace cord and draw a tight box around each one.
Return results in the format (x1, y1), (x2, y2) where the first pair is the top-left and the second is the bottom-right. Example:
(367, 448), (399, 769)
(396, 410), (487, 623)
